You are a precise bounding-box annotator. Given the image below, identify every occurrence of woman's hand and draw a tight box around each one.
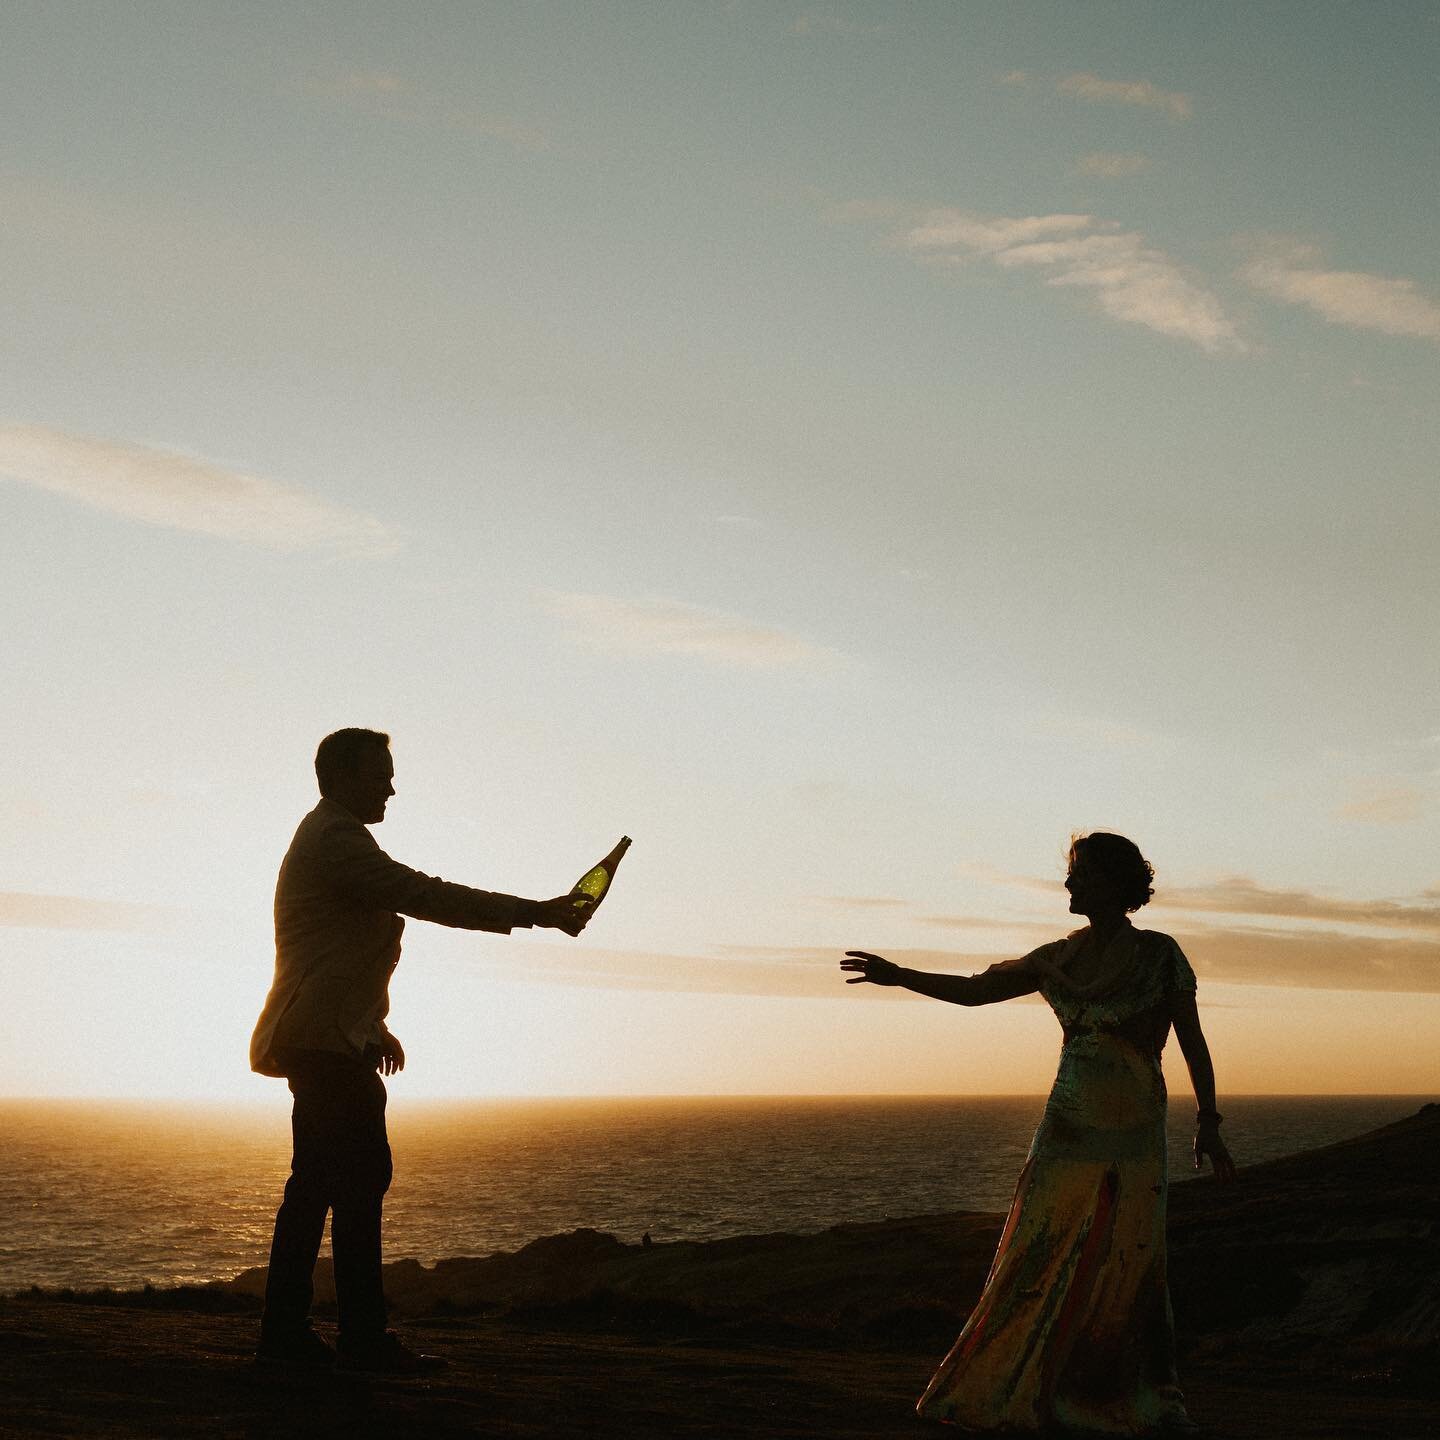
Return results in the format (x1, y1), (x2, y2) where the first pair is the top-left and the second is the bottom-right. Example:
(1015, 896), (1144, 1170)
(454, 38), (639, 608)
(1194, 1121), (1238, 1183)
(841, 951), (906, 986)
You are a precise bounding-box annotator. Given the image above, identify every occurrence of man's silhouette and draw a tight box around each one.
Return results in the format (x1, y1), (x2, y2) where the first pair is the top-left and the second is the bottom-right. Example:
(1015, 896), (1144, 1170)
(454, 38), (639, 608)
(250, 728), (590, 1373)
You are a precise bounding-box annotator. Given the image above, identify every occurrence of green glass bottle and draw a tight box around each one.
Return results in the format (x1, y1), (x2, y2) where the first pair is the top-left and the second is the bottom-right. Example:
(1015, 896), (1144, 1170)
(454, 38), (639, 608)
(571, 836), (632, 912)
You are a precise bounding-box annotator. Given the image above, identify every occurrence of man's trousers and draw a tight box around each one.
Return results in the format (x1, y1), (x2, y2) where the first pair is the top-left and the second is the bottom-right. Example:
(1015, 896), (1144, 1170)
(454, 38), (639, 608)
(261, 1049), (393, 1343)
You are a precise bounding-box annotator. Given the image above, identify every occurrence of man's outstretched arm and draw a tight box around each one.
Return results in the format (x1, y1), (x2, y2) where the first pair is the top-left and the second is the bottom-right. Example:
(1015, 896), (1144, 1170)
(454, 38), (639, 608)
(324, 821), (590, 935)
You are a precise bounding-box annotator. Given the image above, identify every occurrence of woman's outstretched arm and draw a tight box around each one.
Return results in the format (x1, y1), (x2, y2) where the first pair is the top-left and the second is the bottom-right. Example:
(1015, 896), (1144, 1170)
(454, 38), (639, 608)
(840, 951), (1040, 1006)
(1171, 993), (1239, 1183)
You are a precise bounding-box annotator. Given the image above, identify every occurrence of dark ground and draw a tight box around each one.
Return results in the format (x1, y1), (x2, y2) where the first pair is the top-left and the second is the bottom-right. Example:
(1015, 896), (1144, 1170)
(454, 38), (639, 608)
(3, 1105), (1437, 1439)
(2, 1298), (1436, 1440)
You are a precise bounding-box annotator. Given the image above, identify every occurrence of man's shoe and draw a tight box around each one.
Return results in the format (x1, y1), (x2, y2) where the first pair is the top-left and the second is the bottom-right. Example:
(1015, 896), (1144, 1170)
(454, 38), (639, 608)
(255, 1324), (335, 1369)
(1154, 1413), (1205, 1436)
(335, 1331), (448, 1376)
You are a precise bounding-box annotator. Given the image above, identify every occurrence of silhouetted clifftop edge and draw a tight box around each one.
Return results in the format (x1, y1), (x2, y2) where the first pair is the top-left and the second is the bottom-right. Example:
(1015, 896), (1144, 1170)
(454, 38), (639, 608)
(212, 1102), (1439, 1361)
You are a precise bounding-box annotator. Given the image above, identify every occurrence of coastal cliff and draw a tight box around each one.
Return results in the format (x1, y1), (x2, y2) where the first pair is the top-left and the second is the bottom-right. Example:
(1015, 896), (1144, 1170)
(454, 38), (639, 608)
(219, 1100), (1440, 1364)
(3, 1104), (1437, 1439)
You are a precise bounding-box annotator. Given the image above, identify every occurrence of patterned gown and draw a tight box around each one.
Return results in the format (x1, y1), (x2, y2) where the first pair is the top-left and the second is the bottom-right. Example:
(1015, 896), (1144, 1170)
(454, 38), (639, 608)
(916, 926), (1197, 1435)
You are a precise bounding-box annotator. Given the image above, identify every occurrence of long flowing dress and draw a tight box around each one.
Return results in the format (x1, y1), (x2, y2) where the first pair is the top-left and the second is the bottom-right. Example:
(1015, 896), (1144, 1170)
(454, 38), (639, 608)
(916, 925), (1197, 1435)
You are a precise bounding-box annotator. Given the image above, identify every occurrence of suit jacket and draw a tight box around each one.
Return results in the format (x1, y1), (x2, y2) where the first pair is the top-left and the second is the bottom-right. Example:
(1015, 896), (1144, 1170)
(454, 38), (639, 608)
(250, 798), (526, 1076)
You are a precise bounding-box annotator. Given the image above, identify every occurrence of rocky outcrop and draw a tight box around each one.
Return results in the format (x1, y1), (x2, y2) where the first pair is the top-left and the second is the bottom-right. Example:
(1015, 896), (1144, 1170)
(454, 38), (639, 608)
(1167, 1101), (1440, 1363)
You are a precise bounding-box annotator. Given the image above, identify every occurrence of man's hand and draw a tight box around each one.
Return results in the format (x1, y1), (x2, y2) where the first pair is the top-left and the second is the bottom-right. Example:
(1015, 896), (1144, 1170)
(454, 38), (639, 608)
(535, 893), (595, 937)
(375, 1031), (405, 1076)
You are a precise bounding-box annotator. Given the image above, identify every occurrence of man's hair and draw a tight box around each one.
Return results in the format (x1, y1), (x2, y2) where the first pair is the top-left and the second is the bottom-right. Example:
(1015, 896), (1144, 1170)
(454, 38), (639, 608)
(315, 728), (391, 795)
(1067, 831), (1155, 912)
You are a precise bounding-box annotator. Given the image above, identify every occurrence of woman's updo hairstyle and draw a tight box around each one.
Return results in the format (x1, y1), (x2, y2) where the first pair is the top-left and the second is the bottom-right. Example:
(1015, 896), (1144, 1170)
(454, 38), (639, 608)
(1068, 832), (1155, 913)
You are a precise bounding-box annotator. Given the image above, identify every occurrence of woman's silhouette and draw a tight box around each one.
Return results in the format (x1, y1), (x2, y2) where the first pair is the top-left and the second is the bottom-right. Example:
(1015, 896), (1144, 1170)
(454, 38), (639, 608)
(841, 832), (1235, 1436)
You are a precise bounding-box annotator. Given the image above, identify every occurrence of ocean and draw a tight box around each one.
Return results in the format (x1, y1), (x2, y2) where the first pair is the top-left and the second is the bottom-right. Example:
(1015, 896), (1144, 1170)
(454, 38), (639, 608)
(0, 1094), (1428, 1293)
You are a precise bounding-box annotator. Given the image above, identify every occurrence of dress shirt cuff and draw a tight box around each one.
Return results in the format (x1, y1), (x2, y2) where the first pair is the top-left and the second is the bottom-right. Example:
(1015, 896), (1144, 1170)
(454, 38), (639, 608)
(512, 897), (542, 928)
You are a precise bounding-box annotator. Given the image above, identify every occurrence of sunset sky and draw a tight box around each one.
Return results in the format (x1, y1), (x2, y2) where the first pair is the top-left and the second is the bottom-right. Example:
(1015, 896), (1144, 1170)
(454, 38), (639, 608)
(3, 2), (1438, 1099)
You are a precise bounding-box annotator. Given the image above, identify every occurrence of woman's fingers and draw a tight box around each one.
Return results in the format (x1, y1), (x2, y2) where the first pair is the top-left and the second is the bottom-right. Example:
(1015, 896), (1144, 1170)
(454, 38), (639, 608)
(841, 950), (902, 986)
(1194, 1137), (1238, 1182)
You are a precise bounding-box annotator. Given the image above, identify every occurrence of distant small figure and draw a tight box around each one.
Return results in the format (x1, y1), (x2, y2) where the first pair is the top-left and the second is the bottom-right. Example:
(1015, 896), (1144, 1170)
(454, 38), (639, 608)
(642, 1231), (653, 1250)
(250, 728), (595, 1374)
(841, 831), (1235, 1435)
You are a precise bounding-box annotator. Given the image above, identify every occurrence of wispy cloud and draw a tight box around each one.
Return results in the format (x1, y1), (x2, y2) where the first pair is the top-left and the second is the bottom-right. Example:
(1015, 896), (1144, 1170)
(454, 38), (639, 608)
(904, 212), (1093, 253)
(310, 67), (549, 151)
(1056, 72), (1192, 121)
(894, 208), (1240, 351)
(1152, 876), (1440, 931)
(809, 894), (909, 909)
(1334, 785), (1426, 825)
(790, 9), (883, 36)
(495, 943), (854, 998)
(1242, 242), (1440, 341)
(954, 861), (1058, 896)
(0, 424), (399, 557)
(913, 908), (1440, 993)
(308, 68), (425, 126)
(1169, 924), (1440, 994)
(1031, 712), (1161, 748)
(953, 866), (1440, 940)
(543, 591), (846, 670)
(0, 891), (171, 932)
(918, 914), (1057, 934)
(1076, 152), (1152, 179)
(495, 910), (1440, 990)
(326, 69), (404, 99)
(446, 111), (549, 151)
(505, 929), (1440, 998)
(553, 868), (1440, 999)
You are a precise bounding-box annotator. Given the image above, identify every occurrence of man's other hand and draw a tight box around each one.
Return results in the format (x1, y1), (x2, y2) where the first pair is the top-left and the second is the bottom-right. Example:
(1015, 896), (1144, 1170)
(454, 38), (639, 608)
(376, 1031), (405, 1076)
(536, 894), (595, 937)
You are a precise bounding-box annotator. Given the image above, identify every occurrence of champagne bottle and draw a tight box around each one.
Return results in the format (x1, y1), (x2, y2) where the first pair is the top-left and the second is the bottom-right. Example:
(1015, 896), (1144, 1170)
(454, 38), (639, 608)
(570, 836), (632, 912)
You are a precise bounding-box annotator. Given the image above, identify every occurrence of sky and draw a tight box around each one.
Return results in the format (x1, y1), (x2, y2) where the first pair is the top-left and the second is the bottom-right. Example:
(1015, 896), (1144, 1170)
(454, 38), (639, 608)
(2, 1), (1438, 1100)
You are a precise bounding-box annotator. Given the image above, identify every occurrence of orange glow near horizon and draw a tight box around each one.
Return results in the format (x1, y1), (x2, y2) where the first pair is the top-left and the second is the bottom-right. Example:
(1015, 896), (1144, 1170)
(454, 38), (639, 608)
(5, 928), (1438, 1101)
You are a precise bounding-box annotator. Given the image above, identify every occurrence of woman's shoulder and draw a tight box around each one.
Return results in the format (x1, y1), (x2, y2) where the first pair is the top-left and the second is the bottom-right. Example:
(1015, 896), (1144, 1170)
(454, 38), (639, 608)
(1134, 928), (1198, 989)
(1132, 927), (1183, 951)
(1017, 932), (1081, 970)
